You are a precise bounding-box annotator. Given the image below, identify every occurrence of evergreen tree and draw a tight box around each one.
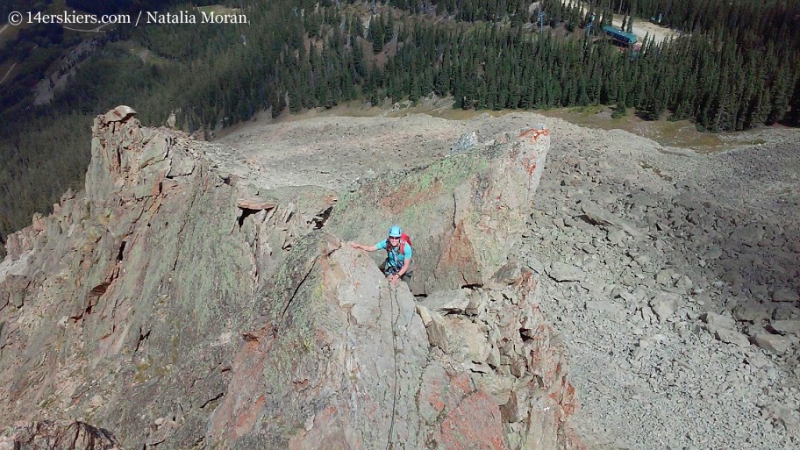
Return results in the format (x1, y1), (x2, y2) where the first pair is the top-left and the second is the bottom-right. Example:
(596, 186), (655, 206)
(369, 14), (385, 53)
(766, 63), (795, 124)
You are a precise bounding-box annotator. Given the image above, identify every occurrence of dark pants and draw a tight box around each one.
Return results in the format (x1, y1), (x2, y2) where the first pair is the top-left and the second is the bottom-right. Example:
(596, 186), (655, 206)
(380, 260), (412, 281)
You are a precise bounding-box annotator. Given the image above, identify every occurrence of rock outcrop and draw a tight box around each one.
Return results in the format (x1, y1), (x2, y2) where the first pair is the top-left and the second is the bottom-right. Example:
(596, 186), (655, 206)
(0, 107), (335, 447)
(207, 239), (579, 449)
(330, 125), (550, 295)
(0, 107), (578, 449)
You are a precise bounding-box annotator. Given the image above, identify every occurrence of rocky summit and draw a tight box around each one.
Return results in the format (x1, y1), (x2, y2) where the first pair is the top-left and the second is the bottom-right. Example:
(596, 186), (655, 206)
(0, 107), (580, 449)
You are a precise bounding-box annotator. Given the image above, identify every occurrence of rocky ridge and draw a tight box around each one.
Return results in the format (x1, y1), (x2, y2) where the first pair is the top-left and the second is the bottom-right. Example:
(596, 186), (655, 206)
(214, 109), (800, 449)
(0, 106), (335, 448)
(0, 107), (581, 449)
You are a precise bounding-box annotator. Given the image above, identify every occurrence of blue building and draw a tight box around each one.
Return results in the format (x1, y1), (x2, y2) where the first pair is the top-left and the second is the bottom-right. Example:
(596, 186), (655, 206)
(602, 26), (637, 46)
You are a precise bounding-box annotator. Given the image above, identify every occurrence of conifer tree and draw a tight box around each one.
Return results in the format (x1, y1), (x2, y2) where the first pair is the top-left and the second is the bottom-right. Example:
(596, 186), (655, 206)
(369, 14), (384, 53)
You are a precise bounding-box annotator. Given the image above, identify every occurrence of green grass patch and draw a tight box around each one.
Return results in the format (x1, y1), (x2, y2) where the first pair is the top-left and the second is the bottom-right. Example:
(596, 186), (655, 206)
(538, 106), (742, 152)
(567, 104), (605, 115)
(117, 40), (174, 68)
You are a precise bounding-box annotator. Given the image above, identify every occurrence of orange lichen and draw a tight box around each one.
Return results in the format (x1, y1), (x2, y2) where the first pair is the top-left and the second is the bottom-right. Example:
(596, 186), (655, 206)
(518, 128), (549, 142)
(521, 156), (538, 177)
(233, 394), (265, 438)
(563, 381), (578, 415)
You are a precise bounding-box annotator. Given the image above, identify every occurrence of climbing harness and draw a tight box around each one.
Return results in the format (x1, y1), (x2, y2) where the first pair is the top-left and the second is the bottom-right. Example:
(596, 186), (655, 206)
(385, 283), (400, 450)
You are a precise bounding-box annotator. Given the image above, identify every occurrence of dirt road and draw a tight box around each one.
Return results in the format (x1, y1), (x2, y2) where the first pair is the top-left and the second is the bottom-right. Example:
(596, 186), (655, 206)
(573, 0), (679, 43)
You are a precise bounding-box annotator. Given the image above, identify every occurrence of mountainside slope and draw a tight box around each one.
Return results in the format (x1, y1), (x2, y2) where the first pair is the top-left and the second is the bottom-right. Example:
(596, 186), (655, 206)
(0, 106), (336, 447)
(0, 107), (581, 449)
(216, 108), (800, 448)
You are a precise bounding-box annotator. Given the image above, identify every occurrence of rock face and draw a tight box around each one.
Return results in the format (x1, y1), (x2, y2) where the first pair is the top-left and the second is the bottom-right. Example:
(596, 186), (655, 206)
(330, 126), (550, 295)
(208, 239), (578, 449)
(0, 108), (335, 448)
(0, 108), (578, 449)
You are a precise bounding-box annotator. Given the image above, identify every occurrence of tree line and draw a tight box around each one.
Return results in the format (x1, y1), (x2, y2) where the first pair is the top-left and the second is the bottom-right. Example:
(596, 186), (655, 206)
(274, 1), (799, 131)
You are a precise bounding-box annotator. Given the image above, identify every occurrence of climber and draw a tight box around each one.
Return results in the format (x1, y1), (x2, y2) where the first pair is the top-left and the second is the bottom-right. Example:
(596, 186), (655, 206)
(350, 225), (413, 285)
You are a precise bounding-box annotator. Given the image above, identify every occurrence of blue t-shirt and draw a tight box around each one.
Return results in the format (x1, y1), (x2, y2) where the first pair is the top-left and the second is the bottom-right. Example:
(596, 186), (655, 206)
(375, 239), (412, 271)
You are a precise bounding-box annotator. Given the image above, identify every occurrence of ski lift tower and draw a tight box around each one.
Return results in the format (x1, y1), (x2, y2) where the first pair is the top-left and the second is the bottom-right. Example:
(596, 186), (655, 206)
(538, 6), (547, 35)
(586, 13), (595, 37)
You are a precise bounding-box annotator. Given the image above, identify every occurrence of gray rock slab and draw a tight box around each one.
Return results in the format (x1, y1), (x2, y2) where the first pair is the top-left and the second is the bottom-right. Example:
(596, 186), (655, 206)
(713, 327), (750, 348)
(548, 262), (585, 282)
(753, 333), (794, 355)
(762, 404), (800, 438)
(525, 255), (546, 275)
(420, 289), (471, 315)
(733, 303), (772, 322)
(770, 320), (800, 336)
(773, 305), (800, 320)
(580, 202), (642, 237)
(773, 288), (799, 303)
(649, 292), (681, 322)
(745, 351), (770, 369)
(704, 312), (737, 330)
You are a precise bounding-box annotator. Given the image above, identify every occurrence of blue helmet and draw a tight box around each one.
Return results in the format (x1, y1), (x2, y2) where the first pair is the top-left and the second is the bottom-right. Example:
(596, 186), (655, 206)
(388, 225), (402, 238)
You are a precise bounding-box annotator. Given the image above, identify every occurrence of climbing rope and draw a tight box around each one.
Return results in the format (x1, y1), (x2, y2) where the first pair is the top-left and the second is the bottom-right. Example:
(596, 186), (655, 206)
(385, 282), (400, 450)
